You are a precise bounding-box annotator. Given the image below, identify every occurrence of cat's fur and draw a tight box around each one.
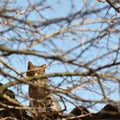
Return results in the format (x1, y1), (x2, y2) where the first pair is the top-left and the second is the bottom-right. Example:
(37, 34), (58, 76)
(26, 61), (61, 111)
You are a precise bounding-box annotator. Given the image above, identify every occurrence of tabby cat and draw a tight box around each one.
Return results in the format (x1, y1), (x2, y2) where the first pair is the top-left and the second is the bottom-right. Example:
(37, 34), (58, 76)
(26, 61), (61, 111)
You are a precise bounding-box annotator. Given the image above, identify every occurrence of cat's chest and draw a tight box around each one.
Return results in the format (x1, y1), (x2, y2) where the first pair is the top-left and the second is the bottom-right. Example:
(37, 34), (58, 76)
(29, 79), (49, 98)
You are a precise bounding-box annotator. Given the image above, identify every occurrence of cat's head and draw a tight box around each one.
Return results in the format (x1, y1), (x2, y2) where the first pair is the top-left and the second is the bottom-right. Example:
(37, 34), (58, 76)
(27, 61), (46, 76)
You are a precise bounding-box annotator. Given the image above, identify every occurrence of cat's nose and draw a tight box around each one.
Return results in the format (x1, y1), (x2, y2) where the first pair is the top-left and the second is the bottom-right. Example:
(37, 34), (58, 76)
(34, 72), (38, 76)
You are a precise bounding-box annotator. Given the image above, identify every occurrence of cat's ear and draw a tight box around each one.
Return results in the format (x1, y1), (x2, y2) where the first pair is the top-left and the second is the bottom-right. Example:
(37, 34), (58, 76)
(28, 61), (34, 70)
(41, 64), (47, 69)
(40, 64), (47, 73)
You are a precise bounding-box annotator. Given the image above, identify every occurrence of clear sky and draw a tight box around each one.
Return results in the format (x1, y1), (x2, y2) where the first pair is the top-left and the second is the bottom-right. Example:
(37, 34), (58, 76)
(0, 0), (120, 113)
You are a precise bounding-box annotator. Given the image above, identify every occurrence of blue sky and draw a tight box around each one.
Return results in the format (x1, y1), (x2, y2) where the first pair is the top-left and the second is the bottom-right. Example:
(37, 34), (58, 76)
(0, 0), (120, 113)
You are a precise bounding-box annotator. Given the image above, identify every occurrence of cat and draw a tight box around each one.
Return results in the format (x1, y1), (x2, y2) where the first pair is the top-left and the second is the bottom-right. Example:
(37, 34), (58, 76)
(26, 61), (61, 111)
